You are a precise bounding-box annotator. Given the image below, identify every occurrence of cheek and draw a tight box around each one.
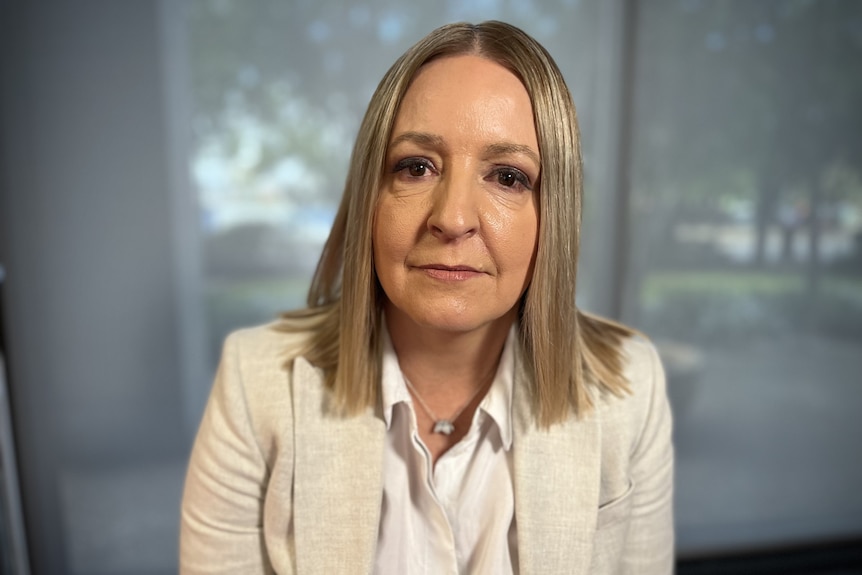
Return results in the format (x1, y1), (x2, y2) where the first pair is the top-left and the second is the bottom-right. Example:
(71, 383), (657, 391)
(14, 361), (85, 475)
(519, 223), (540, 279)
(373, 200), (412, 272)
(498, 202), (539, 274)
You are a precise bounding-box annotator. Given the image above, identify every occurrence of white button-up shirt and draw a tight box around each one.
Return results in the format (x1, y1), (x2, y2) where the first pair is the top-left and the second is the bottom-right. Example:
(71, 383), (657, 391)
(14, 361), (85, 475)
(374, 325), (519, 575)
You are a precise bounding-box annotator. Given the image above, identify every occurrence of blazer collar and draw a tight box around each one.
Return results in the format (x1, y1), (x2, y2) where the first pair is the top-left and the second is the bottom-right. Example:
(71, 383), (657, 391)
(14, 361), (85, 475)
(290, 357), (386, 575)
(512, 349), (601, 575)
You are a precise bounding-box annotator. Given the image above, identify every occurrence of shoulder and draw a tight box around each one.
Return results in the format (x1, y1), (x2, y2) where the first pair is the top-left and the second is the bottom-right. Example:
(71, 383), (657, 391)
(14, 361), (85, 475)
(594, 333), (669, 454)
(219, 317), (322, 403)
(223, 318), (312, 365)
(215, 319), (320, 457)
(620, 333), (665, 411)
(219, 314), (331, 384)
(620, 333), (662, 380)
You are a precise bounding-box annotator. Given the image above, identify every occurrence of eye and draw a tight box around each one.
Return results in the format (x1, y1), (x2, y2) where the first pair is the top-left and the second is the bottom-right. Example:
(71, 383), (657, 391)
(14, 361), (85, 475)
(393, 157), (436, 178)
(498, 170), (517, 187)
(492, 167), (533, 191)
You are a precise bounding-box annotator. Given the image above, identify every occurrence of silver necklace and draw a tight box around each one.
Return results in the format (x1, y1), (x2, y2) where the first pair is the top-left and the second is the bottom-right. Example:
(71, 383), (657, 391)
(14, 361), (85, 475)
(403, 373), (493, 435)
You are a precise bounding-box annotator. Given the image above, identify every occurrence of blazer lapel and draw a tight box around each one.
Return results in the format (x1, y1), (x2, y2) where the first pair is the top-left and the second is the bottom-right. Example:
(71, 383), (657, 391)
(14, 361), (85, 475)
(291, 357), (386, 575)
(512, 359), (601, 575)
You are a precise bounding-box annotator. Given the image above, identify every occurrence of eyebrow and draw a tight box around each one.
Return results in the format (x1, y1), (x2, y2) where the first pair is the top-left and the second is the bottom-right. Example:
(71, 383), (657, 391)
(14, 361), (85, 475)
(484, 142), (541, 169)
(388, 131), (446, 150)
(388, 131), (541, 168)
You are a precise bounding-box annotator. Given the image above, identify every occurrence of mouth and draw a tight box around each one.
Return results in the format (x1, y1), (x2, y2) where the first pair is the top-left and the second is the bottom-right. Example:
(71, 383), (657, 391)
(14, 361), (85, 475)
(417, 264), (481, 273)
(415, 263), (484, 281)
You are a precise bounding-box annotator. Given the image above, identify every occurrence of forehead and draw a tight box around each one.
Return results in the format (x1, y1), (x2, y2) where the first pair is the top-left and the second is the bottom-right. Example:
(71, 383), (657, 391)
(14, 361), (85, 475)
(390, 55), (538, 149)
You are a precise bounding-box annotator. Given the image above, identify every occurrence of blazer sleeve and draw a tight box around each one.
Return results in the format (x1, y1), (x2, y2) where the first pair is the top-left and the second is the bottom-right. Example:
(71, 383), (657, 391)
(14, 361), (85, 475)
(621, 340), (675, 575)
(180, 331), (276, 574)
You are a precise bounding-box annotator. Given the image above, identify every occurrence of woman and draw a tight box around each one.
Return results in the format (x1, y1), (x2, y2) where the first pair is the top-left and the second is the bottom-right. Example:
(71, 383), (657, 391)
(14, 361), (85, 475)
(181, 21), (673, 575)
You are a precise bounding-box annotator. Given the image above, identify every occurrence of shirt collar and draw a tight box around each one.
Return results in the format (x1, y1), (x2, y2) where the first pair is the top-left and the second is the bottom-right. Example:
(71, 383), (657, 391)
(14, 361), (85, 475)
(380, 321), (516, 451)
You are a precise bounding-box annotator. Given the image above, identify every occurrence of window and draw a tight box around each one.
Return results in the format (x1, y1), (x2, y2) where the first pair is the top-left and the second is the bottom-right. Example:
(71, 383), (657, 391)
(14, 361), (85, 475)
(626, 0), (862, 554)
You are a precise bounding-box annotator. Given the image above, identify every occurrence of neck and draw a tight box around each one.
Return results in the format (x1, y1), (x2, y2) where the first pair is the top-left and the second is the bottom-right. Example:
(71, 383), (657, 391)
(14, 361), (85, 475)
(384, 304), (516, 399)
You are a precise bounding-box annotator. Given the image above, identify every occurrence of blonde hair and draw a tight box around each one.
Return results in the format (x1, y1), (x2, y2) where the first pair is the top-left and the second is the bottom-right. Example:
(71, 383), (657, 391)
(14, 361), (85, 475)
(280, 21), (633, 426)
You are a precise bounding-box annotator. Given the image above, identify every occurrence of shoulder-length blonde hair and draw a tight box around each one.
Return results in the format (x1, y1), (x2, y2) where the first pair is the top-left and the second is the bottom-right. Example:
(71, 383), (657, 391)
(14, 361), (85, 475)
(281, 21), (633, 426)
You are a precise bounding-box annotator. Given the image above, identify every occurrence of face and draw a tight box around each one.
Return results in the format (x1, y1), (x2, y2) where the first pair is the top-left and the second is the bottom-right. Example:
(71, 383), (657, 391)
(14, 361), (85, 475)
(373, 54), (540, 336)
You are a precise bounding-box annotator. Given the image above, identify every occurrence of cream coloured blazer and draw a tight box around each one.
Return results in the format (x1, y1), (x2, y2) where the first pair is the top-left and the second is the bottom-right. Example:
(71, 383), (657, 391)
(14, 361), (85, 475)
(180, 322), (674, 574)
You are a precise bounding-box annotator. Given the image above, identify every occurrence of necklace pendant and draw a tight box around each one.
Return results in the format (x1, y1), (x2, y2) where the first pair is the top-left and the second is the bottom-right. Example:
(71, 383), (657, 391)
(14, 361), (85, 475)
(433, 420), (455, 435)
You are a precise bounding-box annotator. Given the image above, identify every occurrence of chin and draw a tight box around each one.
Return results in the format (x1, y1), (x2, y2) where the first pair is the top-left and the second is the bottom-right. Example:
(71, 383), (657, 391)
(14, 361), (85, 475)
(394, 300), (519, 335)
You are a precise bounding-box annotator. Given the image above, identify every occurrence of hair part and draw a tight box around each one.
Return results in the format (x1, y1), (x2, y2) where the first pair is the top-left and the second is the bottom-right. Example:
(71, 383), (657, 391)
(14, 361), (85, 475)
(280, 21), (633, 427)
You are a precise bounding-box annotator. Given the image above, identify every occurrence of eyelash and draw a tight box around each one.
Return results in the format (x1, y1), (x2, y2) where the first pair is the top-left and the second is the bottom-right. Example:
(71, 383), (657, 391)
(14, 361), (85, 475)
(393, 157), (436, 177)
(391, 157), (533, 192)
(490, 166), (533, 192)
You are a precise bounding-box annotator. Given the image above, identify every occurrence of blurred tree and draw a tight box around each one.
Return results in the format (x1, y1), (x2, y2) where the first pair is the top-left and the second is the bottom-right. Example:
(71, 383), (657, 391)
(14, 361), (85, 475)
(622, 0), (862, 330)
(630, 0), (862, 268)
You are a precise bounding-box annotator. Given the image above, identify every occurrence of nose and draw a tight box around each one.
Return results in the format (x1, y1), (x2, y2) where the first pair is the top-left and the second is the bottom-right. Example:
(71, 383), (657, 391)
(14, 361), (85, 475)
(426, 171), (479, 241)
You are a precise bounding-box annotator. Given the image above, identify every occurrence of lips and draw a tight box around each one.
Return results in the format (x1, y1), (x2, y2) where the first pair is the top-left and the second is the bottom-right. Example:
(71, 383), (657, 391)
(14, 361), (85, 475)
(415, 263), (484, 281)
(417, 264), (481, 272)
